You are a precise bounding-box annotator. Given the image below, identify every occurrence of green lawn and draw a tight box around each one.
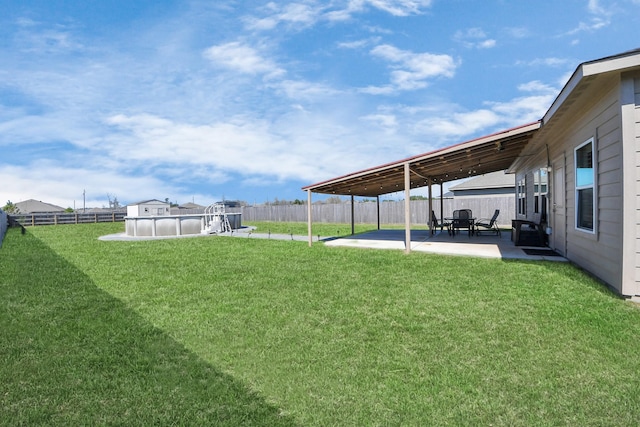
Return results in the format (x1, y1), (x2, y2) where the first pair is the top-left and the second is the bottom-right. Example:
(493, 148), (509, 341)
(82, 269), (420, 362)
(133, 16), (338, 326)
(2, 222), (640, 426)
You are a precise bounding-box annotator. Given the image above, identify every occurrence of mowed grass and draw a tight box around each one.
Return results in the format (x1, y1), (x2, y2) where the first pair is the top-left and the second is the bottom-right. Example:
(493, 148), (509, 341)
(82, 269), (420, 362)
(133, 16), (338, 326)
(2, 222), (640, 426)
(244, 220), (405, 237)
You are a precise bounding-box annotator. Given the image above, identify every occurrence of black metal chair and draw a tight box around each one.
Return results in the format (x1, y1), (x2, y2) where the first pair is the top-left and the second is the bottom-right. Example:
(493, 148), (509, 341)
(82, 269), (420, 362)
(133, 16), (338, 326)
(430, 210), (451, 234)
(475, 209), (501, 236)
(452, 209), (473, 237)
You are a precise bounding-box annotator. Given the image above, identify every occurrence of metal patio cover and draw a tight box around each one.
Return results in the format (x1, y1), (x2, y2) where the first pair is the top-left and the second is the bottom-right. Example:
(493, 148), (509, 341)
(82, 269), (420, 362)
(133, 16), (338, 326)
(303, 121), (541, 198)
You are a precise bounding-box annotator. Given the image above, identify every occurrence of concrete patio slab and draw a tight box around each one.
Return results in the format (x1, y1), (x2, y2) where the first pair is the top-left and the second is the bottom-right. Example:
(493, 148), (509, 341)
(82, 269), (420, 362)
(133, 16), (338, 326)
(323, 229), (567, 261)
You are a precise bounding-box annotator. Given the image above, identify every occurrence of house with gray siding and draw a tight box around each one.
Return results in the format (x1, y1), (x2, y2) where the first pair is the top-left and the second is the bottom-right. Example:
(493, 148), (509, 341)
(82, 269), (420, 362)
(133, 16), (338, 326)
(304, 48), (640, 299)
(510, 48), (640, 298)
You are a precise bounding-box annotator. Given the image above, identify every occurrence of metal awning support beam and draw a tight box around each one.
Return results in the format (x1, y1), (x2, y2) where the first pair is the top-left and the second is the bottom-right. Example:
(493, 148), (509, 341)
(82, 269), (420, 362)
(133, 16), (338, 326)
(350, 195), (355, 235)
(428, 177), (433, 235)
(404, 162), (411, 254)
(307, 189), (312, 246)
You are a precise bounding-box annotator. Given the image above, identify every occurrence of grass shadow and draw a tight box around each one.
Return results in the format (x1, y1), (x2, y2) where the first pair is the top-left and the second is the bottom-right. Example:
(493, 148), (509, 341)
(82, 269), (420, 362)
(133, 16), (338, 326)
(0, 228), (296, 426)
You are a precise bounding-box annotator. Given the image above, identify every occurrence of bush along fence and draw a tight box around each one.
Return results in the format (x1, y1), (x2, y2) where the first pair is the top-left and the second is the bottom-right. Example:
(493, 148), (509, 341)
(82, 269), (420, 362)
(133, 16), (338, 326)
(9, 211), (127, 227)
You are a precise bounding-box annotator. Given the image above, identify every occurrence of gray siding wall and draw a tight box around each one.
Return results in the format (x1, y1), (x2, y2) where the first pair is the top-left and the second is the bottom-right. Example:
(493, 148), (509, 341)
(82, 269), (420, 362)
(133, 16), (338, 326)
(631, 76), (640, 295)
(548, 79), (624, 293)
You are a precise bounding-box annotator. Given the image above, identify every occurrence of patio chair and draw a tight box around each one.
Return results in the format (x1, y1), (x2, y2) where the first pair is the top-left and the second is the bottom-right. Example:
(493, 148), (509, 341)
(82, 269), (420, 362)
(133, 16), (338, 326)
(475, 209), (501, 237)
(452, 209), (473, 237)
(430, 210), (451, 234)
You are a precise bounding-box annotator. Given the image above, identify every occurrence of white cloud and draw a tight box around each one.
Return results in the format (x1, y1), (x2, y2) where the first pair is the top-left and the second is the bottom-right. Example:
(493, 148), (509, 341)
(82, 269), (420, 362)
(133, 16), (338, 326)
(360, 113), (398, 134)
(364, 0), (433, 16)
(203, 41), (285, 79)
(516, 57), (572, 68)
(0, 162), (174, 208)
(274, 79), (342, 100)
(505, 27), (530, 39)
(416, 109), (501, 139)
(246, 0), (434, 28)
(369, 44), (457, 91)
(453, 27), (496, 49)
(564, 0), (612, 36)
(412, 81), (558, 142)
(244, 2), (321, 31)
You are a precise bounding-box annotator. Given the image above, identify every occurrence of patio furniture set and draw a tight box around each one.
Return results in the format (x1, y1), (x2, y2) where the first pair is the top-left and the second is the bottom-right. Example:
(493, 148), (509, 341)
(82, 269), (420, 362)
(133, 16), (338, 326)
(431, 209), (501, 237)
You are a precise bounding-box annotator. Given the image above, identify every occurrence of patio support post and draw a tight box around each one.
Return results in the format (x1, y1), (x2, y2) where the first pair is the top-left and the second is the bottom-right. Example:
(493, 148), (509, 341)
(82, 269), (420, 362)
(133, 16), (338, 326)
(404, 162), (411, 254)
(440, 183), (444, 222)
(428, 178), (433, 234)
(307, 189), (312, 246)
(351, 195), (355, 235)
(376, 195), (380, 230)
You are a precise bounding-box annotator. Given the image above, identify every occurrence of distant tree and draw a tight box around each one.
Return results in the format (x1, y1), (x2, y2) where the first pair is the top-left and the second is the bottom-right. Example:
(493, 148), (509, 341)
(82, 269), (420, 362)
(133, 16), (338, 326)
(324, 196), (343, 204)
(2, 200), (19, 214)
(410, 195), (428, 200)
(65, 207), (74, 213)
(106, 193), (121, 210)
(292, 199), (305, 205)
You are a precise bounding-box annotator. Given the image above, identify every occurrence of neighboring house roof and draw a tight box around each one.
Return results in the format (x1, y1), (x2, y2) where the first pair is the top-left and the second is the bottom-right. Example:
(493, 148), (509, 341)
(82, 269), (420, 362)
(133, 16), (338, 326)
(15, 199), (66, 213)
(448, 171), (514, 191)
(128, 199), (168, 206)
(178, 202), (204, 209)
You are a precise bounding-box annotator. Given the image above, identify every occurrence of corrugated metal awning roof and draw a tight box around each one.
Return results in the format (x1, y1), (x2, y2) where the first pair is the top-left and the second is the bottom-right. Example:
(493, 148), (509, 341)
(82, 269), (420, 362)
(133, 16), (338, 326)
(303, 121), (540, 197)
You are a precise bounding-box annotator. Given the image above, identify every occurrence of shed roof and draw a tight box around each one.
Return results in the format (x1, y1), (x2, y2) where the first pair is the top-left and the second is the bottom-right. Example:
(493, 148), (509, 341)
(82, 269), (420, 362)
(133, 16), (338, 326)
(302, 121), (540, 197)
(128, 199), (168, 206)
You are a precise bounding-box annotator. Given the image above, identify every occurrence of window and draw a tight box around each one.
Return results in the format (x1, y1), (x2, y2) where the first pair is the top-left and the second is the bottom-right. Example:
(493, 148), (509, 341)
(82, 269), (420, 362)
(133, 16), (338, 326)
(534, 168), (548, 217)
(575, 138), (595, 232)
(517, 177), (526, 215)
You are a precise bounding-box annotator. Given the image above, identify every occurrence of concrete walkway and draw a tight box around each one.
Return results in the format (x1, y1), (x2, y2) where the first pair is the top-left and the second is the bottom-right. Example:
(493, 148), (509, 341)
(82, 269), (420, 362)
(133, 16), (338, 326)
(100, 226), (565, 261)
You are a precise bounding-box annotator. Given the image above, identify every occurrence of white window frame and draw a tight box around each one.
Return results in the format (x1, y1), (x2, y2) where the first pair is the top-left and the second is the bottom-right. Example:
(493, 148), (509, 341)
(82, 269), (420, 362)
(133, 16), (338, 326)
(517, 176), (526, 216)
(574, 137), (596, 234)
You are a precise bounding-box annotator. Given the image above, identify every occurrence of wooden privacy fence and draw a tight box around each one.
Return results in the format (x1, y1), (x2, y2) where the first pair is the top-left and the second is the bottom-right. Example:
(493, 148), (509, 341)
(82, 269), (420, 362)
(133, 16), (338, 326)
(231, 197), (515, 227)
(10, 211), (127, 227)
(8, 197), (515, 229)
(0, 210), (7, 248)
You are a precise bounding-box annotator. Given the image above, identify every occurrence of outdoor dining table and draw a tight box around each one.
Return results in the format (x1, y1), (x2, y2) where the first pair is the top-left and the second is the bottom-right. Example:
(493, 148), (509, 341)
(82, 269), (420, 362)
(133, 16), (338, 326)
(445, 217), (477, 236)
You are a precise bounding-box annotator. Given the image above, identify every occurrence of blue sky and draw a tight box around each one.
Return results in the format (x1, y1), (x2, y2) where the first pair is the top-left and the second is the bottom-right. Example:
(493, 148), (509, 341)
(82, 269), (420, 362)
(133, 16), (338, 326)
(1, 0), (639, 208)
